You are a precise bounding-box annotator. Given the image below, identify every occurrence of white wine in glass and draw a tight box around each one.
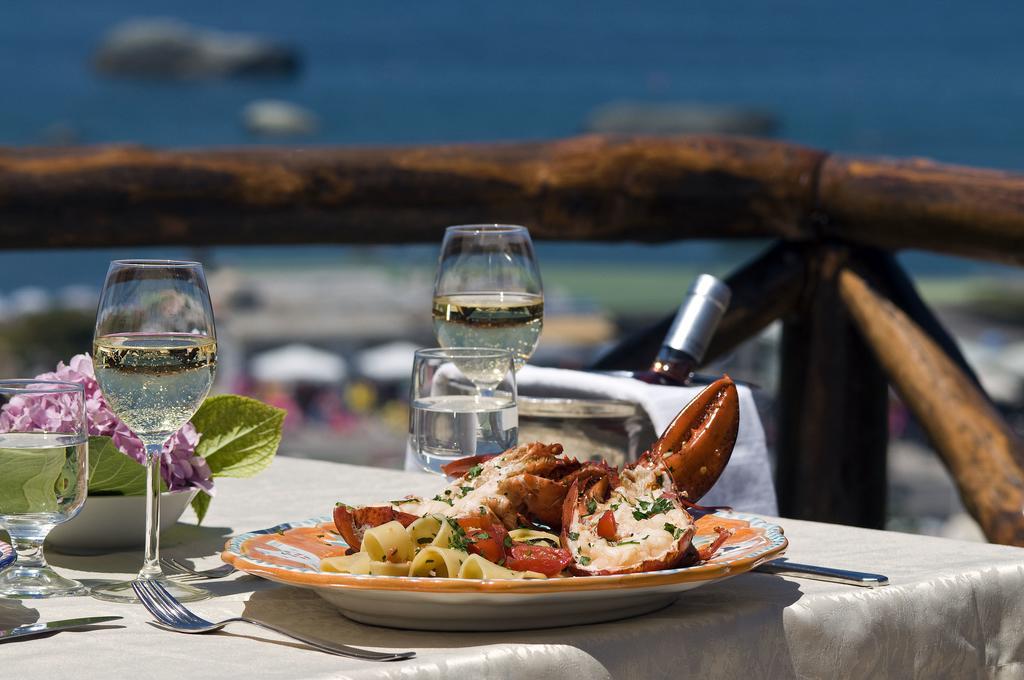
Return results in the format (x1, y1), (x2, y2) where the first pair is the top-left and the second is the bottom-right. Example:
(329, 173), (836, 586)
(432, 225), (544, 370)
(431, 292), (543, 370)
(90, 260), (217, 604)
(93, 334), (217, 440)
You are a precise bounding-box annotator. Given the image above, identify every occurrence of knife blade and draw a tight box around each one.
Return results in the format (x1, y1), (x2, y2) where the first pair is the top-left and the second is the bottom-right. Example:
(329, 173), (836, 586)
(0, 616), (123, 643)
(754, 559), (889, 587)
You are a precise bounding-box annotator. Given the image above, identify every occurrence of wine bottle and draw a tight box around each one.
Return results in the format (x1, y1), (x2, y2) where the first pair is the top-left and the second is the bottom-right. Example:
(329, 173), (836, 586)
(632, 274), (731, 386)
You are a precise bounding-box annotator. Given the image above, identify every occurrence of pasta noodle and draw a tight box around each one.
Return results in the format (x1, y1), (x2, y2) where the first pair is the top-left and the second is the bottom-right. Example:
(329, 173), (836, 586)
(457, 554), (546, 580)
(508, 529), (560, 547)
(368, 560), (411, 577)
(409, 546), (467, 577)
(406, 515), (444, 547)
(362, 521), (415, 562)
(321, 551), (371, 574)
(320, 512), (555, 580)
(429, 518), (458, 549)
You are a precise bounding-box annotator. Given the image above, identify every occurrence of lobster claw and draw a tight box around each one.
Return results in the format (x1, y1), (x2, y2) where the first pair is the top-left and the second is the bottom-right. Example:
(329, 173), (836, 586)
(641, 375), (740, 502)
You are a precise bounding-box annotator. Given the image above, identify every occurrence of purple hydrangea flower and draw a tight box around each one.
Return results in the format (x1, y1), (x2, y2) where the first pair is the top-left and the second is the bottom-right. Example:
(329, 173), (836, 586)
(0, 353), (214, 494)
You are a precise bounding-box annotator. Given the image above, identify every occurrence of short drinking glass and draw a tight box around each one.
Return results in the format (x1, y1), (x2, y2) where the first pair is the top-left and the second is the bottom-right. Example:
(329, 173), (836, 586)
(0, 380), (88, 598)
(410, 348), (517, 474)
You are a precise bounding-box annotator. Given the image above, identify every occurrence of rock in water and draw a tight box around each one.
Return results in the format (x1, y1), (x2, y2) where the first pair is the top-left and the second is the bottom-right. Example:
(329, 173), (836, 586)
(243, 100), (319, 137)
(584, 102), (779, 137)
(93, 18), (300, 80)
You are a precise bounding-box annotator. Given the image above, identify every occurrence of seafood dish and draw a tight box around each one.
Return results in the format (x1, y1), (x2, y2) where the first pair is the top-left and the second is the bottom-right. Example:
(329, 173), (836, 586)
(328, 376), (739, 580)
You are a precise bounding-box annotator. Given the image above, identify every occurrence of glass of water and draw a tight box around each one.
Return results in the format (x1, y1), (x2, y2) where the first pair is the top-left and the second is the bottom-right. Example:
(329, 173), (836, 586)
(410, 348), (518, 474)
(0, 380), (88, 598)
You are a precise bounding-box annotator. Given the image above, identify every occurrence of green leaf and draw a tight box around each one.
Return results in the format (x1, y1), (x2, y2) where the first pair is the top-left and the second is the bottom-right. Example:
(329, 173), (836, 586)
(191, 395), (284, 478)
(191, 490), (212, 525)
(87, 436), (165, 496)
(0, 445), (66, 513)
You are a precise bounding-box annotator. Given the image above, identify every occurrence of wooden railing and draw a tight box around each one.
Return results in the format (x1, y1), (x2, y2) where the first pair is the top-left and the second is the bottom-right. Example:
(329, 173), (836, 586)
(2, 135), (1023, 544)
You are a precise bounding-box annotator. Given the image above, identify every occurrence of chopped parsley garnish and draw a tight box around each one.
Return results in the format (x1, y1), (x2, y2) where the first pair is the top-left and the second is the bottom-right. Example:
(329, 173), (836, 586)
(459, 486), (474, 497)
(610, 502), (620, 511)
(578, 556), (592, 566)
(503, 535), (513, 548)
(417, 537), (433, 544)
(568, 531), (580, 541)
(655, 473), (664, 486)
(612, 540), (639, 546)
(432, 494), (454, 506)
(632, 497), (673, 521)
(664, 522), (684, 539)
(475, 532), (491, 540)
(444, 518), (471, 552)
(466, 464), (484, 480)
(583, 498), (598, 516)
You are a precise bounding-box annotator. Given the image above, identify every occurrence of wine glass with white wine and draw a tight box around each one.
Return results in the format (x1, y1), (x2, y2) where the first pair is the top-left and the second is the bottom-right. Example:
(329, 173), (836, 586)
(432, 224), (544, 369)
(90, 260), (217, 603)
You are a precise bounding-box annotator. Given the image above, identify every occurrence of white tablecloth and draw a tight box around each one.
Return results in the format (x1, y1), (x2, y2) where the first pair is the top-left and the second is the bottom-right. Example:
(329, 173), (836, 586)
(3, 456), (1024, 679)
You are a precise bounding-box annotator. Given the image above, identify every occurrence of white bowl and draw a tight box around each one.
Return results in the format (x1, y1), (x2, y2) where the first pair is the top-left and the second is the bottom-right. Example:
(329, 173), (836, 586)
(47, 490), (197, 554)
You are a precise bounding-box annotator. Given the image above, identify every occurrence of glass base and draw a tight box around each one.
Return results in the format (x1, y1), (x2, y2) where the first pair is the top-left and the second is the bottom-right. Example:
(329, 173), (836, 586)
(0, 564), (87, 598)
(90, 575), (211, 604)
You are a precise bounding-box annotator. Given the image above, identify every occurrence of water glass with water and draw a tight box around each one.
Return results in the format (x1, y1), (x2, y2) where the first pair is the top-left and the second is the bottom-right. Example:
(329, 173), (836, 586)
(0, 380), (88, 598)
(410, 348), (517, 474)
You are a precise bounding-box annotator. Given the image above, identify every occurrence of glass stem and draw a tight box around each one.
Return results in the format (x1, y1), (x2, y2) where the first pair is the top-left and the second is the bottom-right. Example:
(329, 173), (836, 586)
(10, 533), (47, 570)
(139, 443), (164, 579)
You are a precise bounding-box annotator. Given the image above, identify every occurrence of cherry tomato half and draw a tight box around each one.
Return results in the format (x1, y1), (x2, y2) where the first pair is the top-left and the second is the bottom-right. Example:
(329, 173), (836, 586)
(596, 510), (617, 541)
(505, 543), (571, 576)
(457, 518), (509, 564)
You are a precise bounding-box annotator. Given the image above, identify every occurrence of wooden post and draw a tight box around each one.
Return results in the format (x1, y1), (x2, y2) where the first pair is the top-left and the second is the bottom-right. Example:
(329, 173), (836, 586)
(776, 246), (889, 528)
(839, 268), (1024, 545)
(853, 249), (982, 390)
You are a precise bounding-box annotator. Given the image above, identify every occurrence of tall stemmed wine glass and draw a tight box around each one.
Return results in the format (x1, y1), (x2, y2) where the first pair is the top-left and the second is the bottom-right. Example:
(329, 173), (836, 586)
(90, 260), (217, 603)
(432, 225), (543, 371)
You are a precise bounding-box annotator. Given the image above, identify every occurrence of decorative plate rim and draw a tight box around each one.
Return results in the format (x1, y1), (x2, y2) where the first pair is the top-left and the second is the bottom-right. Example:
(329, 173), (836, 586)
(221, 511), (787, 594)
(0, 540), (13, 570)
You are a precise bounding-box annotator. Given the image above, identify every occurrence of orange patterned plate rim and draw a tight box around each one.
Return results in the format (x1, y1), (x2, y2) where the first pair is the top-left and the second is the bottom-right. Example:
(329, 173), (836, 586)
(221, 511), (787, 594)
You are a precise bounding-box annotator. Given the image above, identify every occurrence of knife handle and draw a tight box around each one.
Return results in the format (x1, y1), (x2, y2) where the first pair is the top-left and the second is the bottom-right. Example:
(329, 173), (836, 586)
(755, 559), (889, 587)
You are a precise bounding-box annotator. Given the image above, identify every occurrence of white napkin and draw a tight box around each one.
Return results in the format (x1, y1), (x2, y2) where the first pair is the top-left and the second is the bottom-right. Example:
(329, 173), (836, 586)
(405, 365), (778, 516)
(513, 365), (778, 516)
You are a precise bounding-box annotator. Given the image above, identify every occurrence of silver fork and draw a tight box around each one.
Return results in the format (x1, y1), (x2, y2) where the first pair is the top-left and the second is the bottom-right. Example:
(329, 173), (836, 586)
(131, 580), (415, 662)
(160, 558), (236, 580)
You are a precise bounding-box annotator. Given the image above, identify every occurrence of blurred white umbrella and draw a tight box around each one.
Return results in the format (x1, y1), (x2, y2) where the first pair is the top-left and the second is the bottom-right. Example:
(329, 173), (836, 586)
(250, 343), (347, 384)
(355, 341), (420, 382)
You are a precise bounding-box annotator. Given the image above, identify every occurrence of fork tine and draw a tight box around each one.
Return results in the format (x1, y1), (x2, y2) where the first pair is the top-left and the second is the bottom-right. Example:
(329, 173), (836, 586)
(132, 581), (180, 627)
(159, 558), (187, 575)
(148, 580), (213, 627)
(139, 580), (193, 627)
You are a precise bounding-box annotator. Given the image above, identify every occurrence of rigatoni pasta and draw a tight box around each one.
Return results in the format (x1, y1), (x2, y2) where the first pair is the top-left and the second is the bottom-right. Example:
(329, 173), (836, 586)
(321, 514), (550, 580)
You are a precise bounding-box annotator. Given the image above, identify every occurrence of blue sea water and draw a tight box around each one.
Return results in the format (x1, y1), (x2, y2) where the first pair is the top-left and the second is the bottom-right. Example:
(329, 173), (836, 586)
(0, 1), (1021, 292)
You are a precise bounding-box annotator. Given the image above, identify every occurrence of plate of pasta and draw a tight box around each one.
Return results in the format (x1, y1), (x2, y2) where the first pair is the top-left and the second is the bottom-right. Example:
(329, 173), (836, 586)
(221, 510), (786, 631)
